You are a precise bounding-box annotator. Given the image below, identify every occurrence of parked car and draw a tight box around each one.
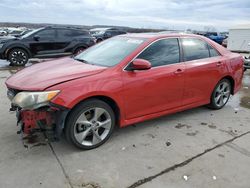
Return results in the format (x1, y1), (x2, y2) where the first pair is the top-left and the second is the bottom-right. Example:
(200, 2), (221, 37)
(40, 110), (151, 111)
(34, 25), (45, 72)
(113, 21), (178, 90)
(0, 26), (95, 66)
(6, 33), (244, 149)
(244, 56), (250, 70)
(90, 28), (126, 42)
(204, 32), (225, 45)
(244, 43), (250, 70)
(222, 37), (228, 47)
(7, 29), (25, 37)
(0, 30), (8, 36)
(14, 29), (33, 37)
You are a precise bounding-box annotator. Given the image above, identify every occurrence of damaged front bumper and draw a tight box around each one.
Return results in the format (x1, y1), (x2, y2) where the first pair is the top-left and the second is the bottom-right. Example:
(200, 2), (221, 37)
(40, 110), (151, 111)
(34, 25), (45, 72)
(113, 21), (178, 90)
(12, 104), (69, 140)
(7, 87), (69, 140)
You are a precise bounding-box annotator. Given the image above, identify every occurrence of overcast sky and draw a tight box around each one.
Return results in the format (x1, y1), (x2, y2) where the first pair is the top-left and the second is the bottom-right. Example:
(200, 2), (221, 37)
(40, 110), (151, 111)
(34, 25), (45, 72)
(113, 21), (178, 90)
(0, 0), (250, 31)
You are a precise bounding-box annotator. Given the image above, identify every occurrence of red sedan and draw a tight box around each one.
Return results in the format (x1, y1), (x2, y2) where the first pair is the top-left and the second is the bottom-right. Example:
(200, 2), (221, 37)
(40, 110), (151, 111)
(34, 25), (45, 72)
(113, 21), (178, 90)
(6, 33), (244, 149)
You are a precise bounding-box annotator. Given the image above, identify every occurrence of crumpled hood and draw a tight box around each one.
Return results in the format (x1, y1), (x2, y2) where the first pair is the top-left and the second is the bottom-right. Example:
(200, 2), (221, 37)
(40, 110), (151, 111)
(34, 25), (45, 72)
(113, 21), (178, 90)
(6, 57), (107, 91)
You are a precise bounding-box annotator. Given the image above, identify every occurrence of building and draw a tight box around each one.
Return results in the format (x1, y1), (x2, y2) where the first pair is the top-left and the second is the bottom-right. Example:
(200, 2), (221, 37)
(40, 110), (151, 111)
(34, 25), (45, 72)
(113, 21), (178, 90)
(227, 24), (250, 52)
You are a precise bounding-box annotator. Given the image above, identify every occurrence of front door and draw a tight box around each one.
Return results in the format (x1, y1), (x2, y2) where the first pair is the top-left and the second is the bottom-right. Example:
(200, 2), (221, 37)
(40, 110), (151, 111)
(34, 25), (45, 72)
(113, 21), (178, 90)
(29, 28), (57, 56)
(122, 38), (185, 119)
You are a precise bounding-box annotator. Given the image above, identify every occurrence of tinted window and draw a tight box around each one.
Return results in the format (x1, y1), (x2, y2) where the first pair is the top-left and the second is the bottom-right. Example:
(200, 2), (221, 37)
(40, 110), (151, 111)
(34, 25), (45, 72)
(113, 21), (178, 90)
(69, 30), (90, 36)
(137, 38), (180, 67)
(57, 29), (73, 37)
(37, 29), (56, 38)
(58, 29), (90, 37)
(208, 45), (220, 57)
(182, 38), (209, 61)
(105, 31), (113, 35)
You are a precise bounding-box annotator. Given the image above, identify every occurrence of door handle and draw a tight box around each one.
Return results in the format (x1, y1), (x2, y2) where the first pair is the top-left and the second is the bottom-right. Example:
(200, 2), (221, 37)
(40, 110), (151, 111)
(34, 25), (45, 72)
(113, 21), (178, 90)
(216, 61), (222, 67)
(174, 69), (184, 74)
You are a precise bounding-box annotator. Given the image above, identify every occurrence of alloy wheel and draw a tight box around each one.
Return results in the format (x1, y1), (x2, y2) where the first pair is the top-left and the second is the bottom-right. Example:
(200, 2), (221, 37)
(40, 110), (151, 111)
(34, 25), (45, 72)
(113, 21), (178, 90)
(73, 107), (112, 146)
(214, 81), (231, 107)
(10, 49), (28, 66)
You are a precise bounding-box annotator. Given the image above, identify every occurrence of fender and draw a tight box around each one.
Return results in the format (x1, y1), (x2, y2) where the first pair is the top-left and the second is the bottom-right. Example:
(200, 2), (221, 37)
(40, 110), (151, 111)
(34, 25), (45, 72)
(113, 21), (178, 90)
(4, 43), (32, 58)
(72, 43), (89, 52)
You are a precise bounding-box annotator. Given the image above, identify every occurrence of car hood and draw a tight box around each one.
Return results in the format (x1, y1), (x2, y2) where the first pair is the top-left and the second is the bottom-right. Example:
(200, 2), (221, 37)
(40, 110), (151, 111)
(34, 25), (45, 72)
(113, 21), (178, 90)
(0, 36), (18, 43)
(6, 57), (107, 91)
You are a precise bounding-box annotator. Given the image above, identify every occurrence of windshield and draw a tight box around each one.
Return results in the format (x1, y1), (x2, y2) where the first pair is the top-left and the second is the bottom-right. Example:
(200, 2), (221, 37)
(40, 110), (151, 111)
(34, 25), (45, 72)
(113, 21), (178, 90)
(21, 28), (42, 38)
(74, 37), (145, 67)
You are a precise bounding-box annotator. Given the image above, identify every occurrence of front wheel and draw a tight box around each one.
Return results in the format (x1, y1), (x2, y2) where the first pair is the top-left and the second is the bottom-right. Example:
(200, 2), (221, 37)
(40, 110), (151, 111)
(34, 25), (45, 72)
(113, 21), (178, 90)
(65, 99), (115, 149)
(8, 48), (29, 66)
(208, 79), (231, 109)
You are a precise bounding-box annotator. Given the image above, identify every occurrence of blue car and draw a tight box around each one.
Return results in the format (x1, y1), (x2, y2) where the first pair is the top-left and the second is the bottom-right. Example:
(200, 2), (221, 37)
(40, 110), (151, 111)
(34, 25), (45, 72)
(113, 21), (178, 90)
(204, 32), (225, 45)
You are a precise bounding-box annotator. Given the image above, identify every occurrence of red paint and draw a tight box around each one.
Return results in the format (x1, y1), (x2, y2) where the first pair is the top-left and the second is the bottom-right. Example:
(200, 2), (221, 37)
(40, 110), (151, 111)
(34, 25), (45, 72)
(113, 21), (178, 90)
(21, 110), (54, 134)
(6, 34), (244, 128)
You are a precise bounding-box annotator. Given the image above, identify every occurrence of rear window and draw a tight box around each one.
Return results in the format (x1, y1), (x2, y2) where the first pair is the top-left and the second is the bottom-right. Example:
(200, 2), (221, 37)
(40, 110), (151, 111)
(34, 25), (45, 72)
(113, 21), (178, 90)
(181, 38), (210, 61)
(58, 29), (89, 37)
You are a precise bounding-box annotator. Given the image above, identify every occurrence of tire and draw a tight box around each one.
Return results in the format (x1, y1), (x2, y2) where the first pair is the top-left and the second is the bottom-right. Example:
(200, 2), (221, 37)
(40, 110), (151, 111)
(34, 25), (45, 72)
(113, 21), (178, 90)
(73, 47), (86, 55)
(65, 99), (115, 150)
(208, 79), (231, 110)
(96, 38), (103, 43)
(8, 48), (29, 66)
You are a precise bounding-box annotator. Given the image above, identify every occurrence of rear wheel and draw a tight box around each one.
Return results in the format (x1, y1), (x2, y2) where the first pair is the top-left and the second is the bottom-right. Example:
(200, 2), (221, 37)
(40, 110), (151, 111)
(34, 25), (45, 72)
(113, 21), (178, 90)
(96, 38), (103, 43)
(208, 79), (231, 109)
(65, 99), (115, 149)
(73, 47), (86, 55)
(8, 48), (29, 66)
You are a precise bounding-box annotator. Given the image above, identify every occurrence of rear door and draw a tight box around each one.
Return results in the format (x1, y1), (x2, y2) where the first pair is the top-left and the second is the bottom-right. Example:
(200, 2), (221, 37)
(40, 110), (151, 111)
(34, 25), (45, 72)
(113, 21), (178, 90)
(55, 29), (76, 53)
(122, 38), (185, 119)
(180, 37), (224, 105)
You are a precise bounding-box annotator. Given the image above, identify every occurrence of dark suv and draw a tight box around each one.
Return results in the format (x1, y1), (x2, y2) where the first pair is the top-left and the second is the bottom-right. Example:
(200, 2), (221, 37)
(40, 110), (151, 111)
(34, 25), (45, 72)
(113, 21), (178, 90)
(0, 27), (95, 66)
(90, 28), (126, 42)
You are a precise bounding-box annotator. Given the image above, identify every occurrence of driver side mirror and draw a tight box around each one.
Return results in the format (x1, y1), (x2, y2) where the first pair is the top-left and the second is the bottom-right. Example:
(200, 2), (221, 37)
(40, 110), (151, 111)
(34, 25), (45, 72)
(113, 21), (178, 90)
(129, 58), (151, 71)
(33, 35), (40, 41)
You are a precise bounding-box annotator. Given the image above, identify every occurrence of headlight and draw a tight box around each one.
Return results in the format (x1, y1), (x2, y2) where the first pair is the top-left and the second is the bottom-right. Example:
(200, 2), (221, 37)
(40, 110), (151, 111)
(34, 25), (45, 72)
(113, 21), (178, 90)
(12, 90), (60, 109)
(0, 43), (4, 48)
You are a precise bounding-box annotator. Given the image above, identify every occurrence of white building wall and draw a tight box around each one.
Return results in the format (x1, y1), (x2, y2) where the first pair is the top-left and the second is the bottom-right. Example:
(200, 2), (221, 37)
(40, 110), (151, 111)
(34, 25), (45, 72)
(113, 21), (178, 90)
(228, 29), (250, 52)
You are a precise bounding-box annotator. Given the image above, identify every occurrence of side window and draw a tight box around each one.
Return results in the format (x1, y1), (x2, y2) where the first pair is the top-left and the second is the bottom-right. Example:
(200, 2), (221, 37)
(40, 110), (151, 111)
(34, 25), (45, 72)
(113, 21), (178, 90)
(36, 29), (56, 38)
(57, 29), (73, 38)
(137, 38), (180, 67)
(71, 30), (89, 36)
(181, 38), (210, 61)
(208, 45), (220, 57)
(105, 31), (112, 36)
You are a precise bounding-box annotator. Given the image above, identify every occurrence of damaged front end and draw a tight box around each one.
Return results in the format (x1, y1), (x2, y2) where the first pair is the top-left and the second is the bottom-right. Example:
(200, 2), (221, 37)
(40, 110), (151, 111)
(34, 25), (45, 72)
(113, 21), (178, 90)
(8, 88), (69, 141)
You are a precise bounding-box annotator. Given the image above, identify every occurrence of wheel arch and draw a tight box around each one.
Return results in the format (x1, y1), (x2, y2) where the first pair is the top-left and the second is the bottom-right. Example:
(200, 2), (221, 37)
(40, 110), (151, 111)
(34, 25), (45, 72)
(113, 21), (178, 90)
(65, 95), (121, 127)
(5, 45), (32, 59)
(221, 75), (235, 95)
(72, 44), (88, 54)
(96, 38), (103, 42)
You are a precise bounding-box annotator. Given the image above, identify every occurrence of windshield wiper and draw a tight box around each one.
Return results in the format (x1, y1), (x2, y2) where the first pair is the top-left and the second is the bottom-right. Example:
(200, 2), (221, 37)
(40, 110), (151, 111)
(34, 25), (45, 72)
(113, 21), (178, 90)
(74, 58), (92, 65)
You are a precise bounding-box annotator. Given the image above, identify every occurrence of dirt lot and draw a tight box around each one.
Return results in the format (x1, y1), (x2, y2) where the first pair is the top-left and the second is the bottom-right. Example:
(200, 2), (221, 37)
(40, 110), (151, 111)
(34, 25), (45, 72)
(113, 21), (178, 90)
(0, 59), (250, 188)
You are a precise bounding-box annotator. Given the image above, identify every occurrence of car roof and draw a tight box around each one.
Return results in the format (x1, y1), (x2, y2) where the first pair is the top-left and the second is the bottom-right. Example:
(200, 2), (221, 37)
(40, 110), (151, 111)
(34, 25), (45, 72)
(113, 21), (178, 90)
(120, 32), (231, 55)
(121, 32), (206, 39)
(90, 27), (121, 31)
(44, 26), (87, 31)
